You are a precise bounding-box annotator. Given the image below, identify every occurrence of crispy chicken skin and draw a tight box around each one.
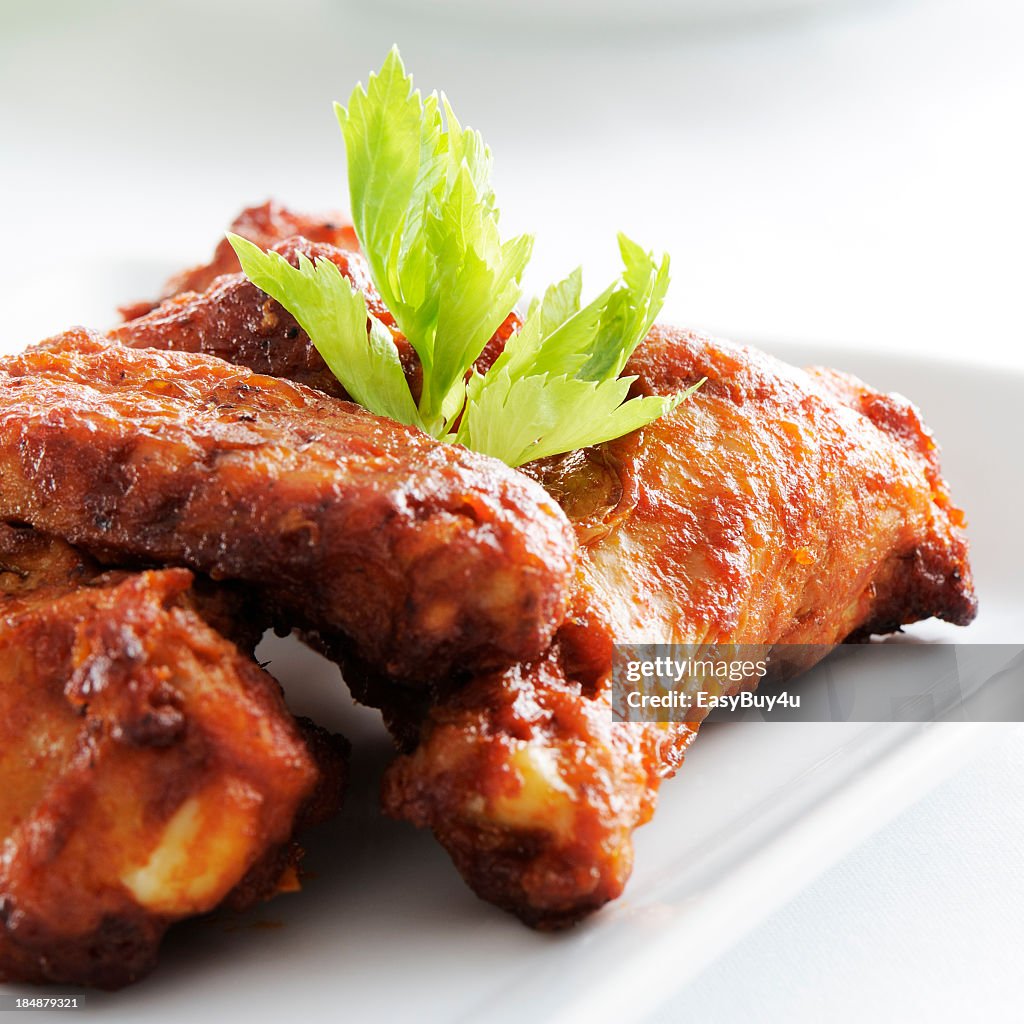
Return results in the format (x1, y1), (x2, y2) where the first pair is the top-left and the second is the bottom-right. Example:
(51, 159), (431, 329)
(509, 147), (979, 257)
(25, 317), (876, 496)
(0, 332), (576, 683)
(0, 560), (326, 988)
(114, 235), (521, 403)
(382, 325), (976, 928)
(118, 201), (359, 321)
(0, 525), (348, 777)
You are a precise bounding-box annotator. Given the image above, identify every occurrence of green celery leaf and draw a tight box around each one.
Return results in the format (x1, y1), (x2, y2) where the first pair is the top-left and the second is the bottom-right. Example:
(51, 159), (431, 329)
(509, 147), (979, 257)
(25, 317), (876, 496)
(458, 369), (703, 468)
(228, 234), (422, 428)
(440, 95), (495, 215)
(230, 49), (697, 469)
(336, 47), (532, 433)
(334, 47), (441, 332)
(493, 234), (670, 390)
(464, 232), (695, 465)
(497, 269), (613, 383)
(576, 235), (671, 381)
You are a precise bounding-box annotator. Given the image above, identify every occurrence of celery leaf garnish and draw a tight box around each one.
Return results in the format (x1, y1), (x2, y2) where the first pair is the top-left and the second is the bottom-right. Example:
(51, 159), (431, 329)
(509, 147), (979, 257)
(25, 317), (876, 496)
(335, 47), (532, 434)
(457, 238), (702, 465)
(229, 47), (702, 467)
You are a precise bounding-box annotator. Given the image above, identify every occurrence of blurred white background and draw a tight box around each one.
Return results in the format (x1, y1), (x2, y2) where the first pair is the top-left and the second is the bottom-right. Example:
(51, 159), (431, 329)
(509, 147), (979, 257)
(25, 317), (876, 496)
(1, 0), (1022, 1020)
(2, 0), (1022, 365)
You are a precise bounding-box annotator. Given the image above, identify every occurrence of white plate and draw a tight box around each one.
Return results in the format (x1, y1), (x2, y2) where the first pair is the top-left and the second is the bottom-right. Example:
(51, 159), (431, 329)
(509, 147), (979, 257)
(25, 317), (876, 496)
(2, 343), (1020, 1023)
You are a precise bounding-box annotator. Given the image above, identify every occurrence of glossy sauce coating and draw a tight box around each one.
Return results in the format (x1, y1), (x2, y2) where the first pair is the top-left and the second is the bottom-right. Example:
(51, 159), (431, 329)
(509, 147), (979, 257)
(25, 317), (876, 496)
(0, 558), (322, 988)
(383, 325), (976, 927)
(0, 333), (577, 683)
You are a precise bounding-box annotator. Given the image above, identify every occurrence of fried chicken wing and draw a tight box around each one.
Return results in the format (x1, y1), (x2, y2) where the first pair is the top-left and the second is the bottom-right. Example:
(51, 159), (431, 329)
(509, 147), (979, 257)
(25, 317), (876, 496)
(117, 201), (359, 321)
(0, 332), (576, 683)
(382, 324), (976, 927)
(0, 557), (335, 988)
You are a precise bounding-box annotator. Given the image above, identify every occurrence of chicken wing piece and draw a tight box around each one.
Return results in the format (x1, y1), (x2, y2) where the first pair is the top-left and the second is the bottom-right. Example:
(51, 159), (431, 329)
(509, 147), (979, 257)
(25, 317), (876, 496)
(117, 200), (359, 320)
(113, 235), (519, 402)
(0, 558), (338, 988)
(382, 324), (976, 928)
(0, 332), (576, 684)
